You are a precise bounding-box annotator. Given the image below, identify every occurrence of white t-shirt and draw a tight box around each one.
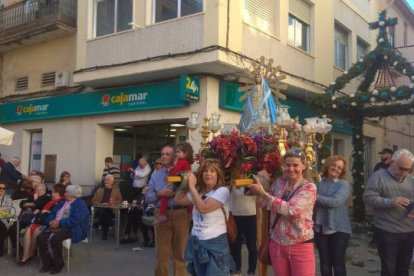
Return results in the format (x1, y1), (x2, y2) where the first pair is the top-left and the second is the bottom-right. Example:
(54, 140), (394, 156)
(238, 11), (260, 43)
(187, 187), (230, 240)
(230, 187), (256, 216)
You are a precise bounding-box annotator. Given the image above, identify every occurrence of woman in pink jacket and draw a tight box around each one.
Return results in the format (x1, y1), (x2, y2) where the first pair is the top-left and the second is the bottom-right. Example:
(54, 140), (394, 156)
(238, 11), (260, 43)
(248, 148), (317, 276)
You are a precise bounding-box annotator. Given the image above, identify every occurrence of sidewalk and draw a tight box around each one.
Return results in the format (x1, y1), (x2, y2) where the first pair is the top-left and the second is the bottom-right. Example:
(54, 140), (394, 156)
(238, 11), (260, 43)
(1, 231), (414, 275)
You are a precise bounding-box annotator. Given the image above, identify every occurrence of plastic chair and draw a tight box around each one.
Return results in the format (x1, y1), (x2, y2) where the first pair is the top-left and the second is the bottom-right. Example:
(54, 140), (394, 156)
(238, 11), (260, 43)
(12, 199), (25, 217)
(62, 238), (91, 272)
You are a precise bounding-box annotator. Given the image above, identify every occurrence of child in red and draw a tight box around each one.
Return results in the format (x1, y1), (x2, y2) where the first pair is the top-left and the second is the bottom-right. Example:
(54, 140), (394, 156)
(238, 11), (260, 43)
(154, 142), (193, 225)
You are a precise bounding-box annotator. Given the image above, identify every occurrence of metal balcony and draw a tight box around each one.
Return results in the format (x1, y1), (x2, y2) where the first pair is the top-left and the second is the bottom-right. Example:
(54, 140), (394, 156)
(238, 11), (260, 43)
(0, 0), (77, 52)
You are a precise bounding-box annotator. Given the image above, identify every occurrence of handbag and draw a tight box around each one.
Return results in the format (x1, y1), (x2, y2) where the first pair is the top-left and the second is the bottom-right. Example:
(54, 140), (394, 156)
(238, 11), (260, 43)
(19, 208), (34, 228)
(33, 212), (48, 225)
(258, 185), (301, 266)
(220, 207), (237, 244)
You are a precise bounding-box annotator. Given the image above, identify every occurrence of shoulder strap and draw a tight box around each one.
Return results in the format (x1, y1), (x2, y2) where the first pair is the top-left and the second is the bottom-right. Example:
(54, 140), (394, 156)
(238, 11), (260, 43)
(220, 206), (227, 221)
(269, 184), (301, 230)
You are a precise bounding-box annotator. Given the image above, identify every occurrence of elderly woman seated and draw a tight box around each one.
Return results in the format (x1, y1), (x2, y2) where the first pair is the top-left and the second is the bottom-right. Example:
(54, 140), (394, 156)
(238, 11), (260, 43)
(37, 184), (89, 274)
(91, 174), (122, 240)
(19, 183), (66, 265)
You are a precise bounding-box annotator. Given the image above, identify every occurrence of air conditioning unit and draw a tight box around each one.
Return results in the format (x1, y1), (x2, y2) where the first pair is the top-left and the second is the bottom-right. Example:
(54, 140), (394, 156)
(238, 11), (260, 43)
(55, 71), (70, 87)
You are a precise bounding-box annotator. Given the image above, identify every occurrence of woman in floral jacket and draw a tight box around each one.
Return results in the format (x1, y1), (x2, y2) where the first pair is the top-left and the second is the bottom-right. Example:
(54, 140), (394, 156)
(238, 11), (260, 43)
(248, 148), (317, 276)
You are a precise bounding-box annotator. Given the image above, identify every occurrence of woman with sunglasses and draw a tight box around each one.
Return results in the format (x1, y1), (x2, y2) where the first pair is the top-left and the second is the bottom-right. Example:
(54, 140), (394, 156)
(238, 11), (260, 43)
(248, 148), (317, 276)
(313, 155), (351, 276)
(0, 179), (12, 257)
(174, 158), (234, 276)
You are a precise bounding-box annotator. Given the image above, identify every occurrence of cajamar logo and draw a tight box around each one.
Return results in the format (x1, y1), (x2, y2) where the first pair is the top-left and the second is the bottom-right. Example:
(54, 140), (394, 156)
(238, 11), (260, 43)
(101, 92), (148, 107)
(16, 104), (49, 116)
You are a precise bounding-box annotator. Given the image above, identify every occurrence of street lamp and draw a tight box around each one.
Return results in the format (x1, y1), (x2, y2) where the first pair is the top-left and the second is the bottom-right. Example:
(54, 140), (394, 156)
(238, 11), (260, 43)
(303, 116), (332, 166)
(186, 112), (222, 150)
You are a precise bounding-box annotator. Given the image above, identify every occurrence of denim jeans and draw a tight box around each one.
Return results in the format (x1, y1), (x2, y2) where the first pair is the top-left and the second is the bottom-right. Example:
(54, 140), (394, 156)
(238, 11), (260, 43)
(185, 233), (235, 276)
(230, 215), (257, 274)
(374, 227), (414, 276)
(314, 231), (350, 276)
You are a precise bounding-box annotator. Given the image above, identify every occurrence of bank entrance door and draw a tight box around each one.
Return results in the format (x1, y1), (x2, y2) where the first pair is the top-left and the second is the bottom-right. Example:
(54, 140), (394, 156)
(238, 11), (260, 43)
(113, 122), (187, 171)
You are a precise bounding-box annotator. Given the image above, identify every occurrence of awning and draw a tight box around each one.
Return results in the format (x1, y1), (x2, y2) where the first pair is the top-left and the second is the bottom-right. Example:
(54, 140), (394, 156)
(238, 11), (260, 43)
(0, 127), (14, 145)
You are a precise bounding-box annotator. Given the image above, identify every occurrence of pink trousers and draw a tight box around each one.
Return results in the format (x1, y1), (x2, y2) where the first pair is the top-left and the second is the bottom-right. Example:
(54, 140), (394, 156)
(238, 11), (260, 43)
(269, 239), (315, 276)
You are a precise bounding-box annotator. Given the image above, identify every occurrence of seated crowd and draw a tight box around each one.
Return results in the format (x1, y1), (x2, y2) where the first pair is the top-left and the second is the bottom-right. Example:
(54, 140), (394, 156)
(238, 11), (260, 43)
(0, 156), (156, 275)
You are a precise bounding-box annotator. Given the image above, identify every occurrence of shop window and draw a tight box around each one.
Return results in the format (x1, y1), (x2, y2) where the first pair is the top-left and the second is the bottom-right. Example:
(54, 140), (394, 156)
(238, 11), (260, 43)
(16, 76), (29, 91)
(154, 0), (203, 23)
(94, 0), (133, 37)
(334, 23), (348, 70)
(288, 14), (309, 52)
(357, 38), (368, 61)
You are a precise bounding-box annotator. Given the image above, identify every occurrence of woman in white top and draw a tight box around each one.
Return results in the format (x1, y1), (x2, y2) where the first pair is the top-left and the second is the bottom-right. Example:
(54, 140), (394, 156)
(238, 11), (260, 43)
(174, 158), (234, 276)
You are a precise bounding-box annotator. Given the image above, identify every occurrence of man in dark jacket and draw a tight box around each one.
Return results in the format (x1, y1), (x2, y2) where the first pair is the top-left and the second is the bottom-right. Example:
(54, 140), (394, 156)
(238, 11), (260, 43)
(373, 148), (393, 172)
(0, 157), (27, 195)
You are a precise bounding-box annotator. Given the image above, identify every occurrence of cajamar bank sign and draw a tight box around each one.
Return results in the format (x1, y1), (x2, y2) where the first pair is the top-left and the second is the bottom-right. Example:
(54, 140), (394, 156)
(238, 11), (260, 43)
(101, 92), (148, 107)
(16, 104), (49, 116)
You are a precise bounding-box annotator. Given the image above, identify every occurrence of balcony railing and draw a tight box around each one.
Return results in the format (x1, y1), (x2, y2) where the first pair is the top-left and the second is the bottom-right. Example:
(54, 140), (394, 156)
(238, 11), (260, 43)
(0, 0), (77, 39)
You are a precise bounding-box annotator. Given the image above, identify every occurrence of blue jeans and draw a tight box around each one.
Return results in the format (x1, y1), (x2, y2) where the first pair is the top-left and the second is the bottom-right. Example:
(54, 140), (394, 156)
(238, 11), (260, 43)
(185, 233), (235, 276)
(230, 215), (257, 274)
(314, 231), (350, 276)
(374, 227), (414, 276)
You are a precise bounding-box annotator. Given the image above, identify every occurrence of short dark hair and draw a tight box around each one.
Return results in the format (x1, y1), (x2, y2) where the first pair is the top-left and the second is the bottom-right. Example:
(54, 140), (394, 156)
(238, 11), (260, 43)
(53, 183), (66, 197)
(20, 179), (33, 190)
(105, 157), (113, 163)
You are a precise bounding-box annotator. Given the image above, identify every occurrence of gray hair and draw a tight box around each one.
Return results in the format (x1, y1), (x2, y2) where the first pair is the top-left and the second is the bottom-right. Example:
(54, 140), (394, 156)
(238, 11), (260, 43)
(30, 175), (42, 185)
(392, 148), (414, 163)
(11, 157), (21, 165)
(35, 183), (46, 191)
(65, 184), (83, 198)
(104, 174), (114, 181)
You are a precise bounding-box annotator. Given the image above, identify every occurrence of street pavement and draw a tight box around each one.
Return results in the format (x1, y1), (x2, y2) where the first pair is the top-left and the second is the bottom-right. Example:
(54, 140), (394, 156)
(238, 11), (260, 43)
(1, 230), (414, 275)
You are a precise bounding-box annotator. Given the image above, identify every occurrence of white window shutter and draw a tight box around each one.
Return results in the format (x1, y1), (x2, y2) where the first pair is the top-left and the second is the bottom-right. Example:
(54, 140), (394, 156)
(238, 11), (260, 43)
(243, 0), (279, 37)
(289, 0), (311, 24)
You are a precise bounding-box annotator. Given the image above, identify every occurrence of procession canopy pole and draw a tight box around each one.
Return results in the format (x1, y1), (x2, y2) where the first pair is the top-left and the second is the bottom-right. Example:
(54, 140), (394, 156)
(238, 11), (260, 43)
(257, 205), (269, 276)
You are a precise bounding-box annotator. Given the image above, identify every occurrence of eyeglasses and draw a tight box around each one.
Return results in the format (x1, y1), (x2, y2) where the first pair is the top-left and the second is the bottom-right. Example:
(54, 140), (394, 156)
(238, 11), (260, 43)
(397, 164), (412, 173)
(0, 187), (6, 190)
(286, 148), (303, 157)
(155, 162), (162, 165)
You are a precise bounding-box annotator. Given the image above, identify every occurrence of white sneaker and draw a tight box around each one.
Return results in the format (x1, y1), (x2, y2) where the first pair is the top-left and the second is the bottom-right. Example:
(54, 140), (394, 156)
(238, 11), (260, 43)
(132, 246), (143, 251)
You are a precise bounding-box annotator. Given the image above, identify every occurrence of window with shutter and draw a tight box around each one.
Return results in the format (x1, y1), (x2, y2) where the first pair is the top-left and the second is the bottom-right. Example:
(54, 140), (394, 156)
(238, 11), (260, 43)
(288, 14), (309, 52)
(289, 0), (311, 24)
(288, 0), (311, 52)
(243, 0), (279, 37)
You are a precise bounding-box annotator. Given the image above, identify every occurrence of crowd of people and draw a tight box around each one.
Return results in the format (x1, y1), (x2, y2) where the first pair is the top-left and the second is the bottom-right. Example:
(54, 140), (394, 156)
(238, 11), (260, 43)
(0, 144), (413, 276)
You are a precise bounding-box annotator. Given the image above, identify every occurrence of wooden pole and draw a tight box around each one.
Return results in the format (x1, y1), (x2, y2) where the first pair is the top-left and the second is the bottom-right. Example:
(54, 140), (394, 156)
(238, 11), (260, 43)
(257, 204), (269, 276)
